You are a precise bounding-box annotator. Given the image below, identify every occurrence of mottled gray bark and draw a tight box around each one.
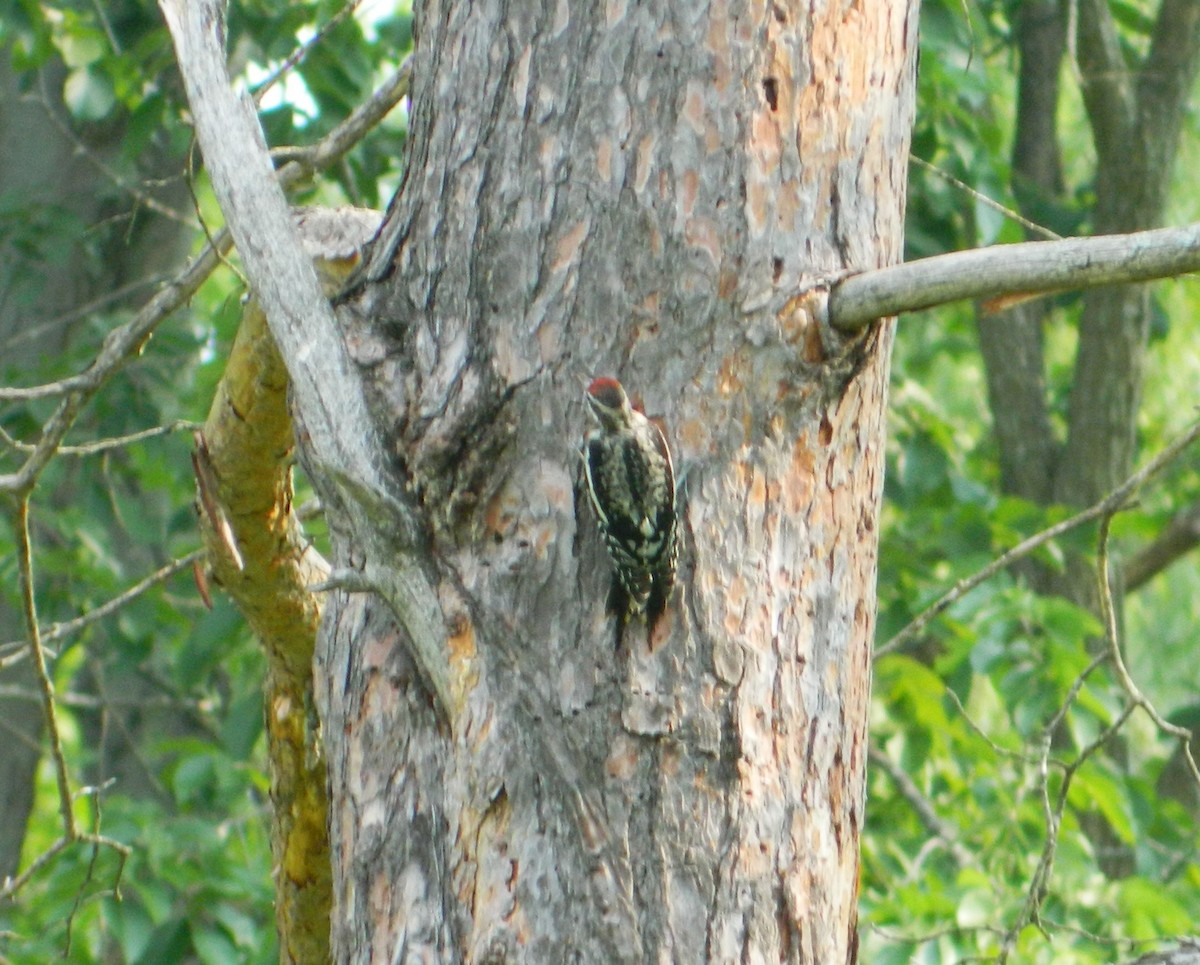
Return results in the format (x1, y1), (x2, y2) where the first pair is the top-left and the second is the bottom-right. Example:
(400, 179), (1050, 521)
(318, 2), (916, 962)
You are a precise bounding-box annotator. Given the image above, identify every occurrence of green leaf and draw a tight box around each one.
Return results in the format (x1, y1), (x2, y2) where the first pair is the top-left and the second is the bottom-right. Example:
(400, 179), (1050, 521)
(1069, 767), (1135, 845)
(63, 66), (115, 121)
(193, 924), (240, 965)
(171, 752), (218, 808)
(221, 690), (265, 760)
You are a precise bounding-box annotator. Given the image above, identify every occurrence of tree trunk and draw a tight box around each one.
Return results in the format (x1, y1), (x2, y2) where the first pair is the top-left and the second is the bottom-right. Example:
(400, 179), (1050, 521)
(316, 2), (917, 961)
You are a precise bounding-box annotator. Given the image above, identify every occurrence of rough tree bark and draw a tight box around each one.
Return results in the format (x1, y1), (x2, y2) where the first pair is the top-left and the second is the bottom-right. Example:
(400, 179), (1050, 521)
(315, 2), (917, 962)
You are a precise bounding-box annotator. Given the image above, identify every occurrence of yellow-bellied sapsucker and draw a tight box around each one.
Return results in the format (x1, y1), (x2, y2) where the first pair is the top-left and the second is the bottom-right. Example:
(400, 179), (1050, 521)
(581, 377), (677, 632)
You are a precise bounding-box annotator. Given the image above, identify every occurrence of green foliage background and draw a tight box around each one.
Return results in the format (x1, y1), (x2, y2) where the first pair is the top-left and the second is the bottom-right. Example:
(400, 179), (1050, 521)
(0, 0), (1196, 962)
(864, 1), (1200, 961)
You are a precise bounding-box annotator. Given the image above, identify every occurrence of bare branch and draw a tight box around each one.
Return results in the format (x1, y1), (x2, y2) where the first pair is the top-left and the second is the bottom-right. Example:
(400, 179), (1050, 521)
(0, 56), (410, 499)
(1123, 500), (1200, 591)
(160, 0), (451, 717)
(829, 221), (1200, 332)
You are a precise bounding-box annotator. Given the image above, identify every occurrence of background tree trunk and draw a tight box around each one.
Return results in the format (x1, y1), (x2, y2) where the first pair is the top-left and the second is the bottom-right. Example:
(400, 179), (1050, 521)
(973, 0), (1200, 879)
(315, 2), (918, 961)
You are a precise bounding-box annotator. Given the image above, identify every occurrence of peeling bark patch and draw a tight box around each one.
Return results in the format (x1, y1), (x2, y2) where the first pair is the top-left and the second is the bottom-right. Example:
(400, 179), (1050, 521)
(680, 168), (700, 219)
(551, 219), (590, 274)
(723, 574), (748, 638)
(777, 292), (818, 350)
(635, 133), (656, 193)
(717, 354), (747, 397)
(605, 735), (640, 780)
(596, 136), (613, 184)
(681, 82), (707, 136)
(718, 267), (739, 299)
(804, 316), (826, 364)
(685, 216), (722, 269)
(786, 437), (817, 516)
(817, 413), (833, 447)
(446, 616), (478, 717)
(468, 789), (522, 954)
(448, 614), (476, 662)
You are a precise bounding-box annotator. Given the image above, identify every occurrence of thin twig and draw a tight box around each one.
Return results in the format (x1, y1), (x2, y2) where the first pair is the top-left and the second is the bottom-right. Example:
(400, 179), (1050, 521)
(269, 55), (412, 173)
(998, 700), (1136, 962)
(31, 76), (193, 226)
(910, 154), (1063, 241)
(877, 418), (1200, 658)
(250, 0), (366, 105)
(0, 550), (203, 667)
(64, 782), (115, 957)
(0, 274), (170, 355)
(1097, 516), (1200, 790)
(1041, 649), (1110, 742)
(0, 419), (201, 456)
(11, 497), (76, 838)
(0, 685), (202, 711)
(0, 58), (411, 414)
(996, 494), (1200, 961)
(942, 685), (1045, 766)
(868, 741), (975, 867)
(0, 838), (71, 900)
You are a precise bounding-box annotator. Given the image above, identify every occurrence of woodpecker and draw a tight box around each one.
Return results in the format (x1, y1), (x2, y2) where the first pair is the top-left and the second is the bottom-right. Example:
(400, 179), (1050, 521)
(581, 377), (677, 632)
